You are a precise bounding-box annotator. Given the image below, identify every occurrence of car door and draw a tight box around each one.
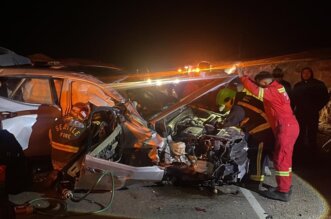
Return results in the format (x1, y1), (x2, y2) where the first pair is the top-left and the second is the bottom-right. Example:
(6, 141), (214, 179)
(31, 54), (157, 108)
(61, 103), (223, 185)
(0, 76), (62, 157)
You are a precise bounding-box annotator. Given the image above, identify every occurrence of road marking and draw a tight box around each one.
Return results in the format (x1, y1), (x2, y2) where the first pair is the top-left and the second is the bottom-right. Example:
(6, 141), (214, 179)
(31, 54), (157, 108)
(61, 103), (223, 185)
(240, 188), (267, 219)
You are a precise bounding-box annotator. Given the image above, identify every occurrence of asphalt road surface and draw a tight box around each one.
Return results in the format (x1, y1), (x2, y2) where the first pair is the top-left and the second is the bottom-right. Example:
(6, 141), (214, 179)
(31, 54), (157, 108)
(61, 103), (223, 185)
(11, 160), (330, 219)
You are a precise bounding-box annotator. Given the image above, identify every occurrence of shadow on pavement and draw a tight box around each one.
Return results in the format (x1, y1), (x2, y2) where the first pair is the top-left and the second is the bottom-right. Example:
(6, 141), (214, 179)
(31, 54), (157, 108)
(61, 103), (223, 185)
(293, 135), (331, 217)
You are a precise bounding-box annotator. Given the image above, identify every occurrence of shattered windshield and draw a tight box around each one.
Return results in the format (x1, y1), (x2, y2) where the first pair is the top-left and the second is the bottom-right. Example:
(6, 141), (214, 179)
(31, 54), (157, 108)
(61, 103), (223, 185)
(84, 65), (239, 121)
(110, 74), (239, 121)
(123, 85), (178, 119)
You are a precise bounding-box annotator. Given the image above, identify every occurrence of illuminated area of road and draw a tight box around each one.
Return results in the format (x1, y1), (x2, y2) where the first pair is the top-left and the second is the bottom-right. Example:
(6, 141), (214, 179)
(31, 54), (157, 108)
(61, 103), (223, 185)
(296, 176), (330, 218)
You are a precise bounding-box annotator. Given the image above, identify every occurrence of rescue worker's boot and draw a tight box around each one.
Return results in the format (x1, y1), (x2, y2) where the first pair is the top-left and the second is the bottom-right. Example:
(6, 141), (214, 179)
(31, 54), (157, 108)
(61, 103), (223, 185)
(241, 179), (265, 192)
(261, 188), (291, 202)
(267, 185), (293, 196)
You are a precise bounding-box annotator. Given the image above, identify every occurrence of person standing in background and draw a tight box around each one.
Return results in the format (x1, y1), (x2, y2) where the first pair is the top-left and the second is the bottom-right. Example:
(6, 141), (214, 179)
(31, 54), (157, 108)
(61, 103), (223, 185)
(293, 67), (329, 151)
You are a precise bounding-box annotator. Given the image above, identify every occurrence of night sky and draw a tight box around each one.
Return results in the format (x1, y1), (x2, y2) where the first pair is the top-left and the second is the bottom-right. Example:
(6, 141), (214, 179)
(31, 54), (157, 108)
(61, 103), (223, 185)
(2, 1), (331, 71)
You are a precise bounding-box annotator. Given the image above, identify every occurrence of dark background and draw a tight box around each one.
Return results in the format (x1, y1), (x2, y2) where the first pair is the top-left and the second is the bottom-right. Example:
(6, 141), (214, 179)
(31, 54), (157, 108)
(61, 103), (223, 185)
(1, 1), (331, 71)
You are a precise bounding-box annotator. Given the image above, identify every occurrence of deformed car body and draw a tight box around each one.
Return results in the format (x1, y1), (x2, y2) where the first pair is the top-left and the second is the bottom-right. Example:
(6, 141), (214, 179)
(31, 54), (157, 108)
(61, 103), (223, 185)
(0, 67), (248, 191)
(75, 75), (249, 190)
(0, 67), (128, 157)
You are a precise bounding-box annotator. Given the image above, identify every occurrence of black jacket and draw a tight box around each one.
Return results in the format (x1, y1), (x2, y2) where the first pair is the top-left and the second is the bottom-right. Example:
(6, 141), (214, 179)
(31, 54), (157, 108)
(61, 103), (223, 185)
(223, 92), (269, 134)
(278, 79), (292, 96)
(293, 78), (329, 115)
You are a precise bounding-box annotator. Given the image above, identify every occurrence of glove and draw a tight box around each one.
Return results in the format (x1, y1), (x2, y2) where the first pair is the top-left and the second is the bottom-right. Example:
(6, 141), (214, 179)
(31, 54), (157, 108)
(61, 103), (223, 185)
(224, 66), (236, 75)
(225, 63), (246, 77)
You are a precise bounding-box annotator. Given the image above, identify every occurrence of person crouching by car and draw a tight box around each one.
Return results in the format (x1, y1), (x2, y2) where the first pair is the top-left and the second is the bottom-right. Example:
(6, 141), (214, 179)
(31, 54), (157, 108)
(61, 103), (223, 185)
(216, 88), (274, 191)
(46, 102), (91, 186)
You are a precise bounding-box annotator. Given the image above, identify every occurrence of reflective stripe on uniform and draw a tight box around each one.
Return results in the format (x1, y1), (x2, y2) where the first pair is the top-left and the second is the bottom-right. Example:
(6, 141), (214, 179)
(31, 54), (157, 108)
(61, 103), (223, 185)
(237, 101), (268, 121)
(258, 88), (264, 99)
(257, 142), (263, 180)
(275, 170), (290, 176)
(278, 87), (286, 93)
(250, 142), (265, 182)
(239, 117), (250, 127)
(250, 175), (265, 182)
(242, 88), (263, 101)
(249, 122), (270, 135)
(51, 141), (79, 153)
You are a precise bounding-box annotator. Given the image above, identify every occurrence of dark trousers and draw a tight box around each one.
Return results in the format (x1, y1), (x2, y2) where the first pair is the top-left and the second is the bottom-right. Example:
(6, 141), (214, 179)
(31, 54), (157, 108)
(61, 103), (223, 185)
(247, 129), (274, 182)
(296, 112), (319, 150)
(0, 191), (15, 219)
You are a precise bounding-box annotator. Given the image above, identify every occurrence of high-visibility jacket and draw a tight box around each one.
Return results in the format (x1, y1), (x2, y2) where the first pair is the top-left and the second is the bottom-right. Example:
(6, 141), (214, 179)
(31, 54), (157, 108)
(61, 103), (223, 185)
(236, 92), (270, 135)
(49, 116), (88, 171)
(222, 92), (270, 135)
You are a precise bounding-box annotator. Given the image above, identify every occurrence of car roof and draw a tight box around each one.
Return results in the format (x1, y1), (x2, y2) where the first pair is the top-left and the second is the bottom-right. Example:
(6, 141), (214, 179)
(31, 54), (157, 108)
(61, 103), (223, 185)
(0, 67), (103, 84)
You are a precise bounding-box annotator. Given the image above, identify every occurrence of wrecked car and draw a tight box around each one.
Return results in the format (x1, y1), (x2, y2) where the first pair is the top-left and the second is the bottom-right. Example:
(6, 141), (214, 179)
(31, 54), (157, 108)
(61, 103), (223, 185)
(0, 67), (248, 192)
(75, 75), (249, 191)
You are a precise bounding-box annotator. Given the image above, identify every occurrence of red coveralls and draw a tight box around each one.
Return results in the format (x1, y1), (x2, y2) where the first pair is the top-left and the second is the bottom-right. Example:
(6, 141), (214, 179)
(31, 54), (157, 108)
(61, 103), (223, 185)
(240, 76), (299, 193)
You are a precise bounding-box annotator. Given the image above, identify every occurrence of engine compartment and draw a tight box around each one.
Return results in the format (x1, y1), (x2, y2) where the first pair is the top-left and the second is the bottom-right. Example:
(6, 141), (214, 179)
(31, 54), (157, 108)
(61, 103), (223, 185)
(156, 106), (248, 186)
(72, 105), (249, 190)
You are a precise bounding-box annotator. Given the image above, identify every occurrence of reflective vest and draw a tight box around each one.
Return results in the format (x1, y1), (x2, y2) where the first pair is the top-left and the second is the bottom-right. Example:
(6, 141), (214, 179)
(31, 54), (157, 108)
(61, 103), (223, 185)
(49, 116), (88, 171)
(235, 93), (270, 135)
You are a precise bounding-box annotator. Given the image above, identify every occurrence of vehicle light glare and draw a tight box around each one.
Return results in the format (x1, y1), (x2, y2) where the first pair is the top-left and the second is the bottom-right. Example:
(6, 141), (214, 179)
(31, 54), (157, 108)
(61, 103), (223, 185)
(156, 80), (162, 86)
(224, 65), (236, 74)
(174, 79), (180, 84)
(146, 78), (152, 84)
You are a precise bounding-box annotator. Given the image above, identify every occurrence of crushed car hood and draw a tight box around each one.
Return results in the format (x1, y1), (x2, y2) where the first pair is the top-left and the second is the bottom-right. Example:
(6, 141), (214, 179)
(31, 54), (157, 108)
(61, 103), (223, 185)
(149, 75), (237, 127)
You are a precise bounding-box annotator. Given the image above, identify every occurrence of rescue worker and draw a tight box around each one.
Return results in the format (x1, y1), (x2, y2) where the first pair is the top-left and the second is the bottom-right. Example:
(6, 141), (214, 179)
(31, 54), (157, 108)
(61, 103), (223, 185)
(48, 102), (91, 184)
(216, 88), (274, 190)
(293, 67), (329, 151)
(216, 87), (238, 115)
(238, 70), (299, 202)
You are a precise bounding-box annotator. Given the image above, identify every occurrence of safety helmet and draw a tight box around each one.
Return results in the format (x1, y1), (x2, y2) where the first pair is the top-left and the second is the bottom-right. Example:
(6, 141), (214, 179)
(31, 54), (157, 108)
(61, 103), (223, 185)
(216, 88), (237, 106)
(69, 102), (91, 121)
